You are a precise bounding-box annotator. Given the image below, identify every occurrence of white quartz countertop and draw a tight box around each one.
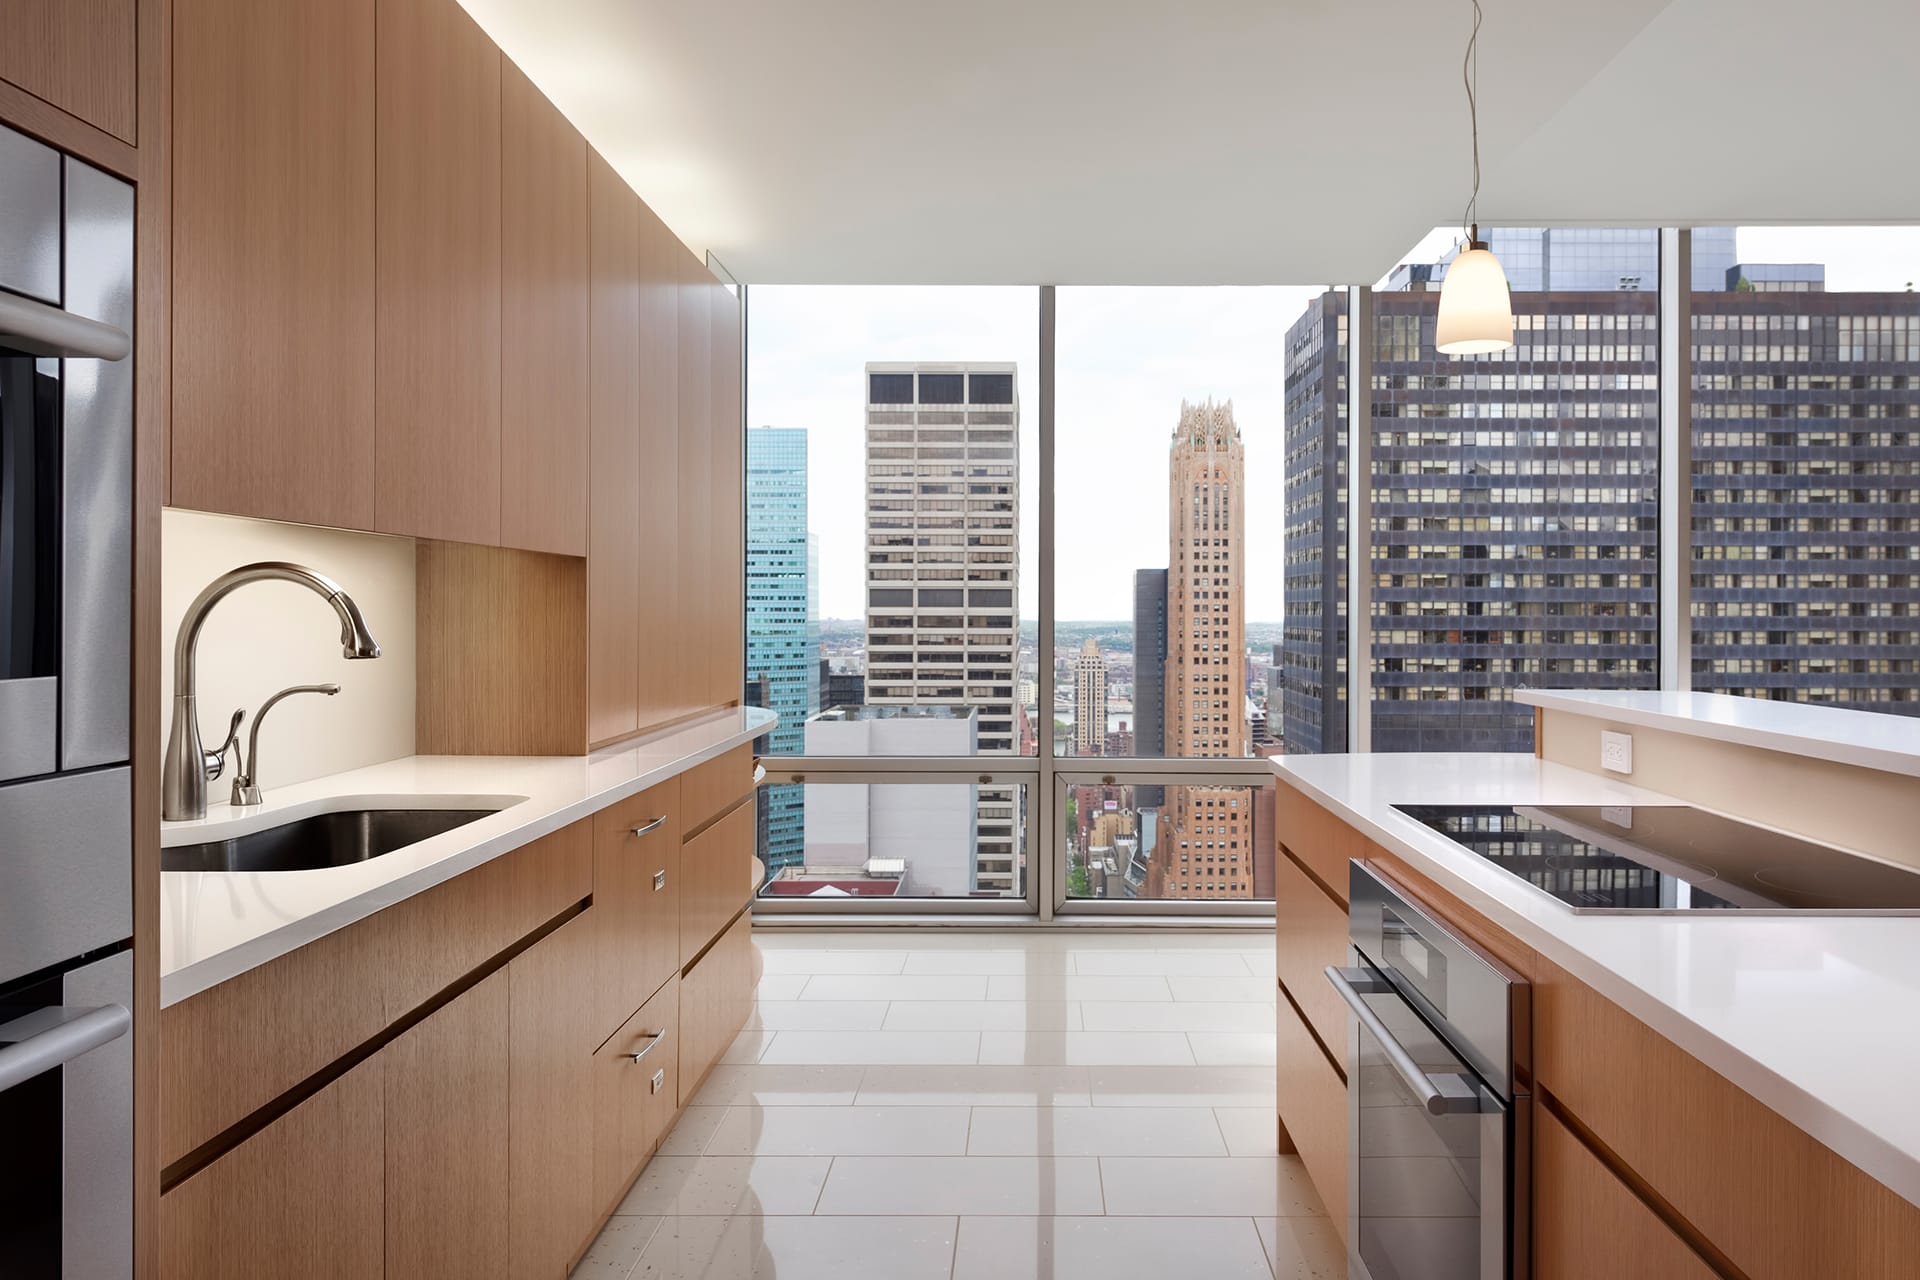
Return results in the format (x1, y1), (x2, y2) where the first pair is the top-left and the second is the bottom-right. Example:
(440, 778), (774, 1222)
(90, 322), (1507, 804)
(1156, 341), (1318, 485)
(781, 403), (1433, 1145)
(1516, 688), (1920, 778)
(1273, 750), (1920, 1213)
(160, 707), (775, 1007)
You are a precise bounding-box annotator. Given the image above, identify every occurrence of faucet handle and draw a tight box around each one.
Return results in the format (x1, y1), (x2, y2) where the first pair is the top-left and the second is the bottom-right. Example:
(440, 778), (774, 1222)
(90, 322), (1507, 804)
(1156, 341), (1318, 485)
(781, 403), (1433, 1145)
(202, 709), (243, 781)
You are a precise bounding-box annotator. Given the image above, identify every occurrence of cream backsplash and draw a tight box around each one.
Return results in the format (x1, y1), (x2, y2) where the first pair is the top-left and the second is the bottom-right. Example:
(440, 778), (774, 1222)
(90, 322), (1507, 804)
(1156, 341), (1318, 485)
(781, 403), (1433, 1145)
(160, 508), (416, 794)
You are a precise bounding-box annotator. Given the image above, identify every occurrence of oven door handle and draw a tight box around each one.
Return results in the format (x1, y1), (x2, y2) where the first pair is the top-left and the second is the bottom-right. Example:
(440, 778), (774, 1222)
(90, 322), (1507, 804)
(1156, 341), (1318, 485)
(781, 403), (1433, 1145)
(1325, 966), (1489, 1116)
(0, 1003), (132, 1093)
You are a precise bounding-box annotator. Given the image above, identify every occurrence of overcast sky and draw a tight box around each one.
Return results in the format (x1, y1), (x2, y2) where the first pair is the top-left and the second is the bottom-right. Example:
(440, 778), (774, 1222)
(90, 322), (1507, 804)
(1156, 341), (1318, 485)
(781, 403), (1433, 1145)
(747, 227), (1919, 624)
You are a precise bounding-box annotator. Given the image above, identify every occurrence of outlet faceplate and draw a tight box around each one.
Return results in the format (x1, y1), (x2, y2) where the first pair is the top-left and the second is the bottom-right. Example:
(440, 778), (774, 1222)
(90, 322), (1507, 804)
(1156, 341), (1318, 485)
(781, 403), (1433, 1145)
(1601, 730), (1634, 775)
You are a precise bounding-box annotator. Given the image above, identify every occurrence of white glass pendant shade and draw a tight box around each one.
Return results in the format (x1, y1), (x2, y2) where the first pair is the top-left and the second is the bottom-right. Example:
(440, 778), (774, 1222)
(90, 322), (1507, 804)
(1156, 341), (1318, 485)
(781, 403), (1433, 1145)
(1436, 245), (1514, 354)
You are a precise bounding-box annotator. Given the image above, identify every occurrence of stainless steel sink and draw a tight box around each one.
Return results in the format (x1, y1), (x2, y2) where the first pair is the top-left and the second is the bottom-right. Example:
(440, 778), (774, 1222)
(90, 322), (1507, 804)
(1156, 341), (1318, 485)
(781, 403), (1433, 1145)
(162, 807), (499, 873)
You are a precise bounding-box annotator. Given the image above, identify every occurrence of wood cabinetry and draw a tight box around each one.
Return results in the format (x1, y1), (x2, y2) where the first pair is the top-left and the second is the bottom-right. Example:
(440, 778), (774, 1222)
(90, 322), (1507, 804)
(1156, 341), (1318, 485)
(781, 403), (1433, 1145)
(499, 61), (589, 557)
(509, 913), (597, 1280)
(675, 253), (714, 724)
(170, 0), (377, 530)
(1534, 1103), (1717, 1280)
(592, 977), (680, 1218)
(708, 284), (744, 706)
(680, 800), (754, 971)
(1272, 848), (1347, 1060)
(635, 202), (686, 732)
(0, 0), (137, 146)
(373, 0), (502, 545)
(385, 969), (510, 1280)
(159, 1056), (384, 1280)
(678, 909), (754, 1106)
(586, 151), (643, 745)
(592, 779), (681, 1040)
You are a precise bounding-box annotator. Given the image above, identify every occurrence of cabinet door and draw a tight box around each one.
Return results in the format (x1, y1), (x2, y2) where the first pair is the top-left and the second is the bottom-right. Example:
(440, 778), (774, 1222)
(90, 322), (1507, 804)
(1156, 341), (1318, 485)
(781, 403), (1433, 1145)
(171, 0), (376, 529)
(634, 200), (682, 733)
(593, 779), (681, 1038)
(374, 0), (502, 544)
(673, 251), (712, 724)
(678, 911), (753, 1107)
(385, 968), (510, 1280)
(500, 60), (589, 557)
(0, 0), (136, 143)
(159, 1055), (383, 1280)
(679, 800), (754, 970)
(586, 150), (642, 744)
(708, 281), (743, 707)
(1535, 1103), (1718, 1280)
(509, 911), (597, 1279)
(591, 976), (680, 1218)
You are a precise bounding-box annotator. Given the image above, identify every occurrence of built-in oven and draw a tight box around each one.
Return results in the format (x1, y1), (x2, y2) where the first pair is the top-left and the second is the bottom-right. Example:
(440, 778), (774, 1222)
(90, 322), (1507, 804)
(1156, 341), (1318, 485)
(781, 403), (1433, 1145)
(0, 120), (136, 1278)
(1328, 862), (1530, 1280)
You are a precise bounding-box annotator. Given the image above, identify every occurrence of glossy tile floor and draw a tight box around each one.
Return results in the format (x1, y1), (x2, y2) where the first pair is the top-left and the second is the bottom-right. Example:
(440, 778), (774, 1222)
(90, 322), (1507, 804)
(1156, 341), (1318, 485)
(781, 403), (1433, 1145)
(572, 929), (1342, 1280)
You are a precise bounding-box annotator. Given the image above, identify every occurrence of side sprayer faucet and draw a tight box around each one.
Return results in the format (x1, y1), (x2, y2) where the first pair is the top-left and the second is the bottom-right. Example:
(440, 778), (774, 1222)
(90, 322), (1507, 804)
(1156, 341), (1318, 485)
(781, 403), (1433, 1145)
(163, 562), (381, 822)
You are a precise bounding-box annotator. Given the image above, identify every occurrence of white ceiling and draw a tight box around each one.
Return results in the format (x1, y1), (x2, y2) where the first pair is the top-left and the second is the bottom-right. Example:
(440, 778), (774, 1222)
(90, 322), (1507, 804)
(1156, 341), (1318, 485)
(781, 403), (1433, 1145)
(456, 0), (1920, 284)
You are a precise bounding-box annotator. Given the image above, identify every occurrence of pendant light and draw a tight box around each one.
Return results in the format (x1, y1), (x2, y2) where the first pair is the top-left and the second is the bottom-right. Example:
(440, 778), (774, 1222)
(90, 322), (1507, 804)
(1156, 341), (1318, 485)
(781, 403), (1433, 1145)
(1435, 0), (1515, 355)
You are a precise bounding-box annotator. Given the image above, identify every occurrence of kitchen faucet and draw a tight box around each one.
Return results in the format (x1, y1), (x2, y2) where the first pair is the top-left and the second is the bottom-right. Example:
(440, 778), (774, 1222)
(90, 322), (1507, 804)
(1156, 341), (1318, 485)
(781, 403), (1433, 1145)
(162, 562), (381, 822)
(230, 682), (341, 808)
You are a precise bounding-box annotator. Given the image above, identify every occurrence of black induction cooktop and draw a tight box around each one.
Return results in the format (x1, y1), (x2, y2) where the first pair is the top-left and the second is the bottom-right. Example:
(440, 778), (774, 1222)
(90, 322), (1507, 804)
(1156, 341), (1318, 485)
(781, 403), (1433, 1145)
(1392, 803), (1920, 913)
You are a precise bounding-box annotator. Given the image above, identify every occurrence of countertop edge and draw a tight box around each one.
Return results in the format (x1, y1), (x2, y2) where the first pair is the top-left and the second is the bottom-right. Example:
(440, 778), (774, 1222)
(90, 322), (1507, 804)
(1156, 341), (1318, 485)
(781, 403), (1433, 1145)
(159, 709), (771, 1008)
(1271, 756), (1920, 1214)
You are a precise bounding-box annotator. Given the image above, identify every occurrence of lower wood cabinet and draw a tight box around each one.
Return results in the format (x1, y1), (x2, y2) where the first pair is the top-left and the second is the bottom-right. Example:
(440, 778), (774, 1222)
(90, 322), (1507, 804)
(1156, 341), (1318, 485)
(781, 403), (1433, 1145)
(1534, 1103), (1717, 1280)
(509, 912), (598, 1279)
(679, 800), (754, 970)
(679, 909), (754, 1107)
(1273, 975), (1347, 1240)
(386, 968), (511, 1280)
(593, 778), (681, 1036)
(592, 976), (680, 1219)
(159, 1055), (384, 1279)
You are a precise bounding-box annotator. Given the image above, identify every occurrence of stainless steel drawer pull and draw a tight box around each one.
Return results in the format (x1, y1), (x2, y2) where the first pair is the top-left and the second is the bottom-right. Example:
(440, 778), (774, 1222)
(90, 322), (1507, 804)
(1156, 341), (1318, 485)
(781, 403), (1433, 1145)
(0, 1003), (131, 1093)
(1324, 966), (1486, 1116)
(653, 870), (668, 891)
(625, 1029), (666, 1064)
(630, 815), (668, 839)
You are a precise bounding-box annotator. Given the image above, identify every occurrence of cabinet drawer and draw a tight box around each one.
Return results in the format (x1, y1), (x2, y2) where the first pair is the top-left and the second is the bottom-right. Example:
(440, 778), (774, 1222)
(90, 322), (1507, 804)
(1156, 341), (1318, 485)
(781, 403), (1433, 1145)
(679, 800), (754, 970)
(680, 745), (751, 835)
(1274, 849), (1349, 1058)
(678, 910), (753, 1107)
(1276, 984), (1347, 1242)
(1535, 1103), (1717, 1280)
(592, 779), (680, 1037)
(591, 976), (679, 1219)
(1276, 788), (1361, 908)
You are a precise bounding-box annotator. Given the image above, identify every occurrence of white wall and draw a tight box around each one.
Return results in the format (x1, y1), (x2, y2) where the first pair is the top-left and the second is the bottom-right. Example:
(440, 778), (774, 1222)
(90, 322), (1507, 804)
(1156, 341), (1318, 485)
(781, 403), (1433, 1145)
(160, 509), (416, 794)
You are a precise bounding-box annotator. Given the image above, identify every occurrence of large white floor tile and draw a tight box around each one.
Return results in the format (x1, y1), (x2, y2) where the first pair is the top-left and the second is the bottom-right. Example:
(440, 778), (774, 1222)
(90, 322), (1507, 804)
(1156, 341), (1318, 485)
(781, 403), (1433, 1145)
(884, 1000), (1081, 1031)
(816, 1156), (1105, 1216)
(952, 1215), (1273, 1280)
(758, 1030), (981, 1066)
(704, 1105), (972, 1157)
(967, 1106), (1228, 1157)
(750, 1000), (891, 1031)
(686, 1065), (865, 1108)
(801, 974), (990, 1001)
(633, 1216), (958, 1280)
(655, 1106), (728, 1157)
(1189, 1032), (1279, 1066)
(1167, 976), (1279, 1003)
(1073, 951), (1255, 977)
(614, 1157), (832, 1217)
(1080, 1001), (1274, 1033)
(1089, 1065), (1277, 1108)
(758, 950), (908, 976)
(570, 1214), (661, 1278)
(754, 974), (811, 1001)
(719, 1028), (774, 1065)
(1214, 1107), (1282, 1159)
(978, 1031), (1196, 1067)
(986, 975), (1172, 1002)
(904, 950), (1065, 975)
(1256, 1215), (1347, 1278)
(857, 1064), (1093, 1107)
(1101, 1157), (1319, 1217)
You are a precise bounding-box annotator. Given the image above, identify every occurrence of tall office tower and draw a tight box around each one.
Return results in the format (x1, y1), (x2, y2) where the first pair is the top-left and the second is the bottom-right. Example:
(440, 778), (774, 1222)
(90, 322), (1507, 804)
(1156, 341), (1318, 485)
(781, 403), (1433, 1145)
(1281, 292), (1348, 754)
(1152, 401), (1254, 900)
(1072, 638), (1108, 755)
(864, 362), (1022, 894)
(1383, 227), (1737, 294)
(746, 428), (821, 872)
(1132, 569), (1169, 756)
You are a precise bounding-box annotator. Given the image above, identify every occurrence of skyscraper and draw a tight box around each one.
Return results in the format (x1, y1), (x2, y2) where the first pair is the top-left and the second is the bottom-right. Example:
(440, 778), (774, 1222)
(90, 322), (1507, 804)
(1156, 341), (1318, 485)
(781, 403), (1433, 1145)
(1132, 568), (1168, 755)
(864, 362), (1022, 894)
(746, 427), (820, 872)
(1152, 401), (1254, 900)
(1072, 638), (1107, 755)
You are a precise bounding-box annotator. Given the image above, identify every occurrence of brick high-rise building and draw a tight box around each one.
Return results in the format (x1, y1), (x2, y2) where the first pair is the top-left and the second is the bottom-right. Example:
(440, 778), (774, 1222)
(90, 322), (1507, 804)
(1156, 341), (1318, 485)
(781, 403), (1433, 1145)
(1151, 401), (1255, 900)
(1072, 638), (1107, 756)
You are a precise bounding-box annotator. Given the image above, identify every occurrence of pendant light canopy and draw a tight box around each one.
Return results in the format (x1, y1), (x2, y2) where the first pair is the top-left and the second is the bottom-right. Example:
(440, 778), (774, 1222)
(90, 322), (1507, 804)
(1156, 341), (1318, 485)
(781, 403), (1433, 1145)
(1435, 0), (1514, 356)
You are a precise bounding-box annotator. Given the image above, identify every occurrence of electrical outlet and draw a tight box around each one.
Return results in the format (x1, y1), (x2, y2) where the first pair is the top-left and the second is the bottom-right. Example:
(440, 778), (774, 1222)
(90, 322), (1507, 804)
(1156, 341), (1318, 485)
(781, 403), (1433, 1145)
(1601, 730), (1634, 775)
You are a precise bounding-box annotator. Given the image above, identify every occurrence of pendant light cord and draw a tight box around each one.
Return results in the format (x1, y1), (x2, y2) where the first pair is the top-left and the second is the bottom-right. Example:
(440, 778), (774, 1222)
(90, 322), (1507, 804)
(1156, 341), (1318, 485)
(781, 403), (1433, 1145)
(1462, 0), (1483, 244)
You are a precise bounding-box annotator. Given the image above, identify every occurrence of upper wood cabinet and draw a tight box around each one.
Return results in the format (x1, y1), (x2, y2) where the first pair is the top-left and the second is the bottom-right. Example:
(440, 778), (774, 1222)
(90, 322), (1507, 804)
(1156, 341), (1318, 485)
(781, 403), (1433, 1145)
(0, 0), (137, 144)
(374, 0), (502, 545)
(674, 253), (713, 726)
(171, 0), (377, 531)
(708, 284), (744, 707)
(587, 151), (642, 745)
(500, 62), (589, 557)
(634, 201), (685, 735)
